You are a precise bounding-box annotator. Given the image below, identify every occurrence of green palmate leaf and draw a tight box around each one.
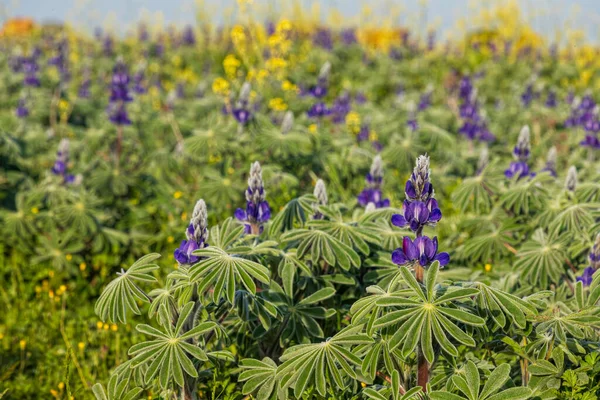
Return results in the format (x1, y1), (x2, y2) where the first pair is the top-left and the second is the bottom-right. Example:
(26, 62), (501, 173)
(92, 373), (143, 400)
(239, 357), (283, 400)
(276, 325), (373, 397)
(208, 217), (245, 249)
(431, 361), (531, 400)
(309, 205), (381, 255)
(128, 303), (217, 390)
(95, 253), (160, 323)
(451, 168), (500, 214)
(501, 173), (552, 214)
(549, 203), (597, 238)
(266, 281), (334, 344)
(281, 228), (361, 270)
(269, 194), (316, 236)
(190, 246), (270, 303)
(363, 383), (422, 400)
(514, 229), (568, 288)
(535, 307), (600, 343)
(461, 221), (516, 264)
(475, 283), (537, 329)
(374, 263), (483, 362)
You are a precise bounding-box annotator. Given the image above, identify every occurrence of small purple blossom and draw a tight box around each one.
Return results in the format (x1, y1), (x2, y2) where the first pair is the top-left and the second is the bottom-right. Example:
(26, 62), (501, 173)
(577, 267), (596, 287)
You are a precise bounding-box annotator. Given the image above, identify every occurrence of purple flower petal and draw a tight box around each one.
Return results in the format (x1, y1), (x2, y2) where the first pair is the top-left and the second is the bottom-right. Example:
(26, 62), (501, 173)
(391, 214), (407, 227)
(434, 252), (450, 266)
(392, 249), (408, 265)
(234, 208), (247, 221)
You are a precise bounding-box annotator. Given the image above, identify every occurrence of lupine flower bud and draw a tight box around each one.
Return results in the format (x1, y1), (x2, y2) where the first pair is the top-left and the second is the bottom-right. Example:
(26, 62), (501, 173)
(514, 125), (530, 162)
(505, 126), (532, 179)
(578, 233), (600, 286)
(189, 199), (209, 244)
(281, 111), (294, 134)
(51, 139), (76, 184)
(477, 146), (489, 175)
(542, 147), (557, 176)
(565, 166), (577, 192)
(16, 96), (29, 118)
(313, 179), (328, 219)
(358, 156), (390, 208)
(318, 61), (331, 82)
(175, 199), (209, 265)
(238, 82), (251, 106)
(406, 155), (432, 202)
(235, 162), (271, 233)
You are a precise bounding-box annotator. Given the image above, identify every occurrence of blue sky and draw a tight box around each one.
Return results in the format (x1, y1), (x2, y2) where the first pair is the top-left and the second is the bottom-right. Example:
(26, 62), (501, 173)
(5, 0), (600, 42)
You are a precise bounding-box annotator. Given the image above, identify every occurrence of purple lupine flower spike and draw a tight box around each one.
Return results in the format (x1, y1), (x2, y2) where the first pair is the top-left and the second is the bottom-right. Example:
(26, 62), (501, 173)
(357, 155), (389, 209)
(540, 147), (557, 177)
(577, 234), (600, 287)
(108, 58), (133, 125)
(391, 155), (450, 269)
(51, 139), (78, 184)
(232, 82), (253, 126)
(235, 162), (271, 234)
(174, 200), (209, 265)
(16, 96), (29, 118)
(505, 126), (533, 180)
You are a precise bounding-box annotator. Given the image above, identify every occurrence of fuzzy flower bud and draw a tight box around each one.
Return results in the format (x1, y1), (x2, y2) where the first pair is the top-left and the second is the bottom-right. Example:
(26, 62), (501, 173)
(235, 161), (271, 233)
(281, 111), (294, 134)
(514, 125), (530, 162)
(175, 199), (209, 265)
(565, 166), (577, 192)
(313, 179), (328, 219)
(477, 146), (489, 175)
(238, 82), (251, 105)
(189, 199), (209, 244)
(318, 61), (331, 82)
(358, 155), (389, 208)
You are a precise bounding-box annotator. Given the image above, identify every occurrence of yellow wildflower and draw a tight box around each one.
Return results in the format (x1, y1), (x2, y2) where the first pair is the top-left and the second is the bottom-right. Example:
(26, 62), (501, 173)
(31, 207), (39, 214)
(111, 324), (118, 332)
(212, 77), (230, 96)
(223, 54), (241, 78)
(78, 342), (85, 351)
(79, 263), (86, 271)
(484, 263), (492, 272)
(96, 321), (103, 329)
(19, 340), (26, 350)
(345, 111), (361, 134)
(173, 191), (183, 199)
(167, 236), (174, 243)
(65, 254), (72, 261)
(308, 124), (318, 134)
(268, 97), (287, 111)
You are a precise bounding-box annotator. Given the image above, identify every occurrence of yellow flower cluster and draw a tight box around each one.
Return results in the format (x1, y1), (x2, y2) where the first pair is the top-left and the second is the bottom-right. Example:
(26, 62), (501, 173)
(223, 54), (241, 79)
(212, 77), (230, 97)
(345, 111), (361, 134)
(268, 97), (287, 111)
